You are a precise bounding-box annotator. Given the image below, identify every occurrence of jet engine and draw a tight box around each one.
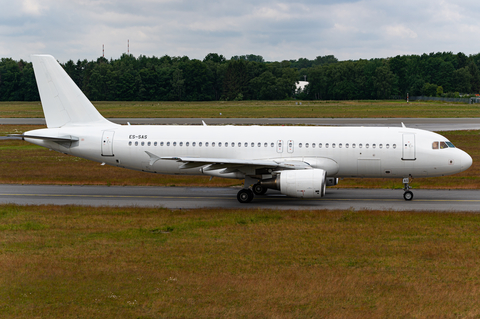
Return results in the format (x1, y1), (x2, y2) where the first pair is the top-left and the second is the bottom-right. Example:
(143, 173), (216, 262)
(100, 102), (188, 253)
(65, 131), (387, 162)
(261, 169), (327, 198)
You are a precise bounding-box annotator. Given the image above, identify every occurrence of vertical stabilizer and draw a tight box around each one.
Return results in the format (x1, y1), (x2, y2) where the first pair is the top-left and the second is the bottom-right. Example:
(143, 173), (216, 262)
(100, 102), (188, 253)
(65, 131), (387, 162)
(31, 55), (117, 128)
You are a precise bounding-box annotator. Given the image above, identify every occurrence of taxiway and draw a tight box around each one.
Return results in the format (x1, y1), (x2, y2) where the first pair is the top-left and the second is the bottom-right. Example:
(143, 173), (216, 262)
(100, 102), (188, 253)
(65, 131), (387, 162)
(1, 184), (479, 212)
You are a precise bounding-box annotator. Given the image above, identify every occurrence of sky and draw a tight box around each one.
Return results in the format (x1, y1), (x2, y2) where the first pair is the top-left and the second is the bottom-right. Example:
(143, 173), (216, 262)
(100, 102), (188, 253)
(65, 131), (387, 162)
(2, 0), (480, 63)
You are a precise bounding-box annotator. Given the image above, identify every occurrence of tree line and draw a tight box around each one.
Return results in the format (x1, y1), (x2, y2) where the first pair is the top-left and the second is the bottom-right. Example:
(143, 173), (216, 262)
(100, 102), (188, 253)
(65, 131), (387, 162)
(1, 51), (480, 101)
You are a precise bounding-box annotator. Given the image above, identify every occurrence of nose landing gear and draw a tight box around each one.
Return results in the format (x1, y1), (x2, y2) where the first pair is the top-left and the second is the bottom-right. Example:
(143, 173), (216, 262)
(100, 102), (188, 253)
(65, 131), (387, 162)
(403, 177), (413, 201)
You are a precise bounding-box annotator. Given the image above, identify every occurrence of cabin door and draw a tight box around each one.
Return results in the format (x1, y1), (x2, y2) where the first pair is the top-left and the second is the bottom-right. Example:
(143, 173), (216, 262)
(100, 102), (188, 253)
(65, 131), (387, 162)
(101, 131), (115, 156)
(402, 133), (416, 160)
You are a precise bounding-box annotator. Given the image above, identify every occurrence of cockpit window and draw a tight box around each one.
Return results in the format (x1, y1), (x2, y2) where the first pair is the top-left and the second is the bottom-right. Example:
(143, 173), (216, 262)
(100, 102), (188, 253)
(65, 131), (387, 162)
(433, 141), (455, 149)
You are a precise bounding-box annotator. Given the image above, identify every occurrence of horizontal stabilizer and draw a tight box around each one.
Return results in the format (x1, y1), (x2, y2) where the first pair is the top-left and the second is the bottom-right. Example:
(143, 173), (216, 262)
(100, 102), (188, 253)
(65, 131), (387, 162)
(8, 134), (79, 142)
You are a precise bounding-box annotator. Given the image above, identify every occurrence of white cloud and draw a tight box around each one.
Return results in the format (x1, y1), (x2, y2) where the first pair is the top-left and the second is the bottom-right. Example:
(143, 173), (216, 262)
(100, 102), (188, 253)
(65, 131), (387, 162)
(385, 25), (418, 39)
(21, 0), (44, 16)
(2, 0), (480, 62)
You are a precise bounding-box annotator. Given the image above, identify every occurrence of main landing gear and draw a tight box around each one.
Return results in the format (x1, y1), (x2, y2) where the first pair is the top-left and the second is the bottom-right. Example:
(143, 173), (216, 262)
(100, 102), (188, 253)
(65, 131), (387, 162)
(403, 177), (413, 201)
(237, 180), (268, 203)
(237, 188), (254, 203)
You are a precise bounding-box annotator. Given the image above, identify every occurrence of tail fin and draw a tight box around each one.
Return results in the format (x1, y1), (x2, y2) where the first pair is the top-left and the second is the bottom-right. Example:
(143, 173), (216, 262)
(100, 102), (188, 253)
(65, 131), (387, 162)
(31, 55), (117, 128)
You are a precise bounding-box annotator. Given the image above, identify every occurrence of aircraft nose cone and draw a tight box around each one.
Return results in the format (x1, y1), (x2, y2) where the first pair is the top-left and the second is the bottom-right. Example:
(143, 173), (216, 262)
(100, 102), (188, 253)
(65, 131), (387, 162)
(461, 151), (473, 171)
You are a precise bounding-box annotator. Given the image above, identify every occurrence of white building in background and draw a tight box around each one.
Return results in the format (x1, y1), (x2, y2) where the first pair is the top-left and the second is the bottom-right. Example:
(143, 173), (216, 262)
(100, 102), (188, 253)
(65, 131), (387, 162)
(296, 81), (309, 93)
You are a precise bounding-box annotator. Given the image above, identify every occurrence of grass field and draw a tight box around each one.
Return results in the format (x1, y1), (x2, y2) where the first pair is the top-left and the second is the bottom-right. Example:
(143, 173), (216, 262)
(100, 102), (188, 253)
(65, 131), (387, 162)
(1, 205), (480, 318)
(2, 100), (480, 118)
(1, 126), (478, 189)
(1, 101), (480, 317)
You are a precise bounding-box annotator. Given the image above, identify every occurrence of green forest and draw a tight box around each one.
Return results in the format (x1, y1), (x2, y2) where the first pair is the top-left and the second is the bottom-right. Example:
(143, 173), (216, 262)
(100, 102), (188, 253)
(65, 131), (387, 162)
(1, 51), (479, 102)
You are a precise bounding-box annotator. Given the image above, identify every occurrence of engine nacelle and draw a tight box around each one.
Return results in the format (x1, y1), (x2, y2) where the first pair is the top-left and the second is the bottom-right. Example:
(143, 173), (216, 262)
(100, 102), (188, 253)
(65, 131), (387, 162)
(262, 169), (327, 198)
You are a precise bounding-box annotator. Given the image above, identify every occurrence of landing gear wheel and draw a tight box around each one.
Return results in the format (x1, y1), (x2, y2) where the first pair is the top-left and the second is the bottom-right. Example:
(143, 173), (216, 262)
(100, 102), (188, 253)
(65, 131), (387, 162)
(237, 189), (254, 203)
(252, 184), (267, 195)
(403, 191), (414, 201)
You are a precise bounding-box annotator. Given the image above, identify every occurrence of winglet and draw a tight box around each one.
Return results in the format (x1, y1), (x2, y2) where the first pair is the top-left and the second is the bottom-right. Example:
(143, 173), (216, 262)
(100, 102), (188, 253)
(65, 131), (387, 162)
(401, 122), (406, 128)
(202, 120), (207, 126)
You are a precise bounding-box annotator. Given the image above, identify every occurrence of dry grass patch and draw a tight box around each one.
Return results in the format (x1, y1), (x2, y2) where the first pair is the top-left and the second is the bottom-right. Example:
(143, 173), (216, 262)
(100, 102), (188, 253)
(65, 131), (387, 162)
(1, 205), (480, 317)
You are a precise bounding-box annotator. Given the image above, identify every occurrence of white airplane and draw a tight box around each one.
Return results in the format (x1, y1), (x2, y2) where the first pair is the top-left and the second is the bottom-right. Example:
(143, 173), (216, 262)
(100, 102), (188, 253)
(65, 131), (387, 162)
(10, 55), (473, 203)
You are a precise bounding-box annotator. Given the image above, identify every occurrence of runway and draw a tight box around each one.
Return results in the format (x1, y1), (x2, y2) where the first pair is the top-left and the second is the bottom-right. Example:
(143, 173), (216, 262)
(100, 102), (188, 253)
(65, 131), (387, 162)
(2, 117), (480, 131)
(1, 184), (479, 212)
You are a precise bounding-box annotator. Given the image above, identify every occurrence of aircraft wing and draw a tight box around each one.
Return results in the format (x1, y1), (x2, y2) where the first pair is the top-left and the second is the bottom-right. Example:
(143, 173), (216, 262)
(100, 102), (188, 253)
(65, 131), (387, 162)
(159, 155), (313, 171)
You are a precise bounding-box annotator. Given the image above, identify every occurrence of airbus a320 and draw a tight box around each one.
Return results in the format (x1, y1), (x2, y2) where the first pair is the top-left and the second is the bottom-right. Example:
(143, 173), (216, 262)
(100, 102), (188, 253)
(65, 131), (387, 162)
(10, 55), (473, 203)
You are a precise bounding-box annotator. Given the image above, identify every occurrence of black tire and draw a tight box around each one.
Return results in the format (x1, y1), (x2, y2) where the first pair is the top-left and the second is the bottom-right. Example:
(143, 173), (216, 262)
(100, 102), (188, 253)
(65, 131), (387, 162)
(237, 189), (254, 203)
(252, 184), (267, 195)
(403, 191), (414, 201)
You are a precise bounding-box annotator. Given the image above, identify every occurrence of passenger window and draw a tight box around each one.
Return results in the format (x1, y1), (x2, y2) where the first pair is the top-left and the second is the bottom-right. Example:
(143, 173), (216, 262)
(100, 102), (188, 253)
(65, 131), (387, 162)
(359, 144), (362, 148)
(154, 142), (158, 146)
(147, 141), (151, 146)
(160, 142), (164, 146)
(251, 142), (255, 147)
(319, 143), (322, 148)
(306, 143), (309, 148)
(352, 143), (356, 148)
(166, 142), (170, 146)
(326, 143), (329, 148)
(346, 143), (349, 148)
(232, 142), (235, 147)
(312, 143), (316, 148)
(379, 144), (382, 149)
(205, 142), (209, 147)
(199, 142), (202, 147)
(129, 141), (132, 146)
(440, 141), (448, 149)
(186, 142), (189, 147)
(372, 144), (376, 149)
(192, 142), (196, 147)
(432, 141), (439, 149)
(332, 143), (335, 148)
(271, 142), (274, 147)
(299, 143), (302, 148)
(393, 144), (396, 149)
(264, 142), (268, 147)
(339, 143), (342, 148)
(244, 142), (247, 147)
(135, 141), (138, 146)
(179, 142), (183, 146)
(141, 141), (145, 146)
(386, 144), (389, 149)
(366, 144), (369, 148)
(173, 142), (177, 146)
(212, 142), (215, 147)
